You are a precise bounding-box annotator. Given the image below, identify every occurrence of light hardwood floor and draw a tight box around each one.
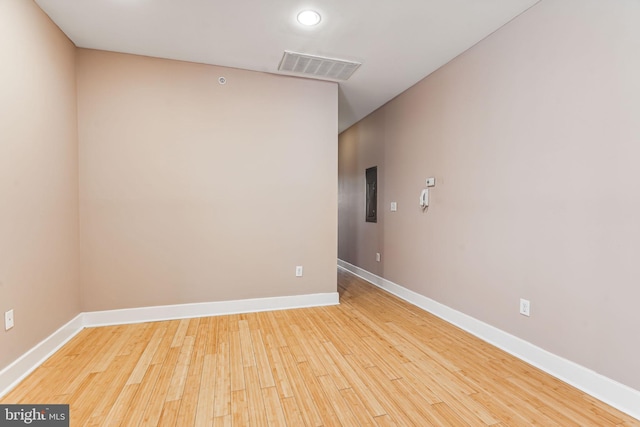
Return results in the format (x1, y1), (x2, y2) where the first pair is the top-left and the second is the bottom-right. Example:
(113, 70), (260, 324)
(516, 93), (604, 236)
(2, 270), (638, 426)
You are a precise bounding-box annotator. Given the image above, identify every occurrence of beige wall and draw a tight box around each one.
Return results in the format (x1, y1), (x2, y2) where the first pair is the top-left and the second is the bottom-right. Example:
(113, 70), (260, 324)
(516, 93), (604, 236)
(339, 0), (640, 391)
(0, 0), (80, 370)
(338, 109), (386, 277)
(77, 50), (338, 311)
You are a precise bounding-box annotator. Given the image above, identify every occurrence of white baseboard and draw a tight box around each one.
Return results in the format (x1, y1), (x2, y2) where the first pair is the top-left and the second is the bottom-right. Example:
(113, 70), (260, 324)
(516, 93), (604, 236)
(0, 291), (339, 398)
(0, 314), (84, 398)
(82, 292), (340, 327)
(337, 259), (640, 421)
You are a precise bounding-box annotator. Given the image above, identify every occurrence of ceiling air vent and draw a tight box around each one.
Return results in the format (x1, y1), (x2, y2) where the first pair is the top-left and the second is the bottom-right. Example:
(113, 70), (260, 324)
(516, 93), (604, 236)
(278, 51), (361, 81)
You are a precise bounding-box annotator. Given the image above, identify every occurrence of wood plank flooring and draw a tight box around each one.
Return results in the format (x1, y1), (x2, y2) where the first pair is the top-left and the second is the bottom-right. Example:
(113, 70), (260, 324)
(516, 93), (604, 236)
(2, 270), (638, 426)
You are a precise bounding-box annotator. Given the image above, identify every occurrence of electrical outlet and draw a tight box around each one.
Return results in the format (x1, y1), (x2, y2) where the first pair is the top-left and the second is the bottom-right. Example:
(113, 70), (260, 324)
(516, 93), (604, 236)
(390, 202), (397, 211)
(5, 309), (14, 330)
(295, 266), (303, 277)
(519, 299), (531, 317)
(376, 253), (381, 262)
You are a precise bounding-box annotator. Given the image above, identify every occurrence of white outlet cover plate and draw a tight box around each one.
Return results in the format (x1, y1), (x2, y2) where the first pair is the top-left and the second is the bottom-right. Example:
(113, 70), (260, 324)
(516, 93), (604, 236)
(5, 309), (14, 330)
(426, 177), (436, 187)
(390, 202), (397, 211)
(519, 298), (530, 316)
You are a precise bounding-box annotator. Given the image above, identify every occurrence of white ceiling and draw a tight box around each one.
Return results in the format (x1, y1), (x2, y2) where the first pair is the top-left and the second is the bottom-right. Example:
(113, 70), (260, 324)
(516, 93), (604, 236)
(35, 0), (540, 133)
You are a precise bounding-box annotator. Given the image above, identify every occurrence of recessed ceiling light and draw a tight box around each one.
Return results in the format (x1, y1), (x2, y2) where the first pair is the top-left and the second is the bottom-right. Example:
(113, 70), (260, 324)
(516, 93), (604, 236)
(297, 10), (321, 26)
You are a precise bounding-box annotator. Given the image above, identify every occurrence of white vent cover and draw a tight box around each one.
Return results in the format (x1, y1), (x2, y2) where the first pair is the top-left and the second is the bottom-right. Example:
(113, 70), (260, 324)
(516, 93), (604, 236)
(278, 51), (361, 81)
